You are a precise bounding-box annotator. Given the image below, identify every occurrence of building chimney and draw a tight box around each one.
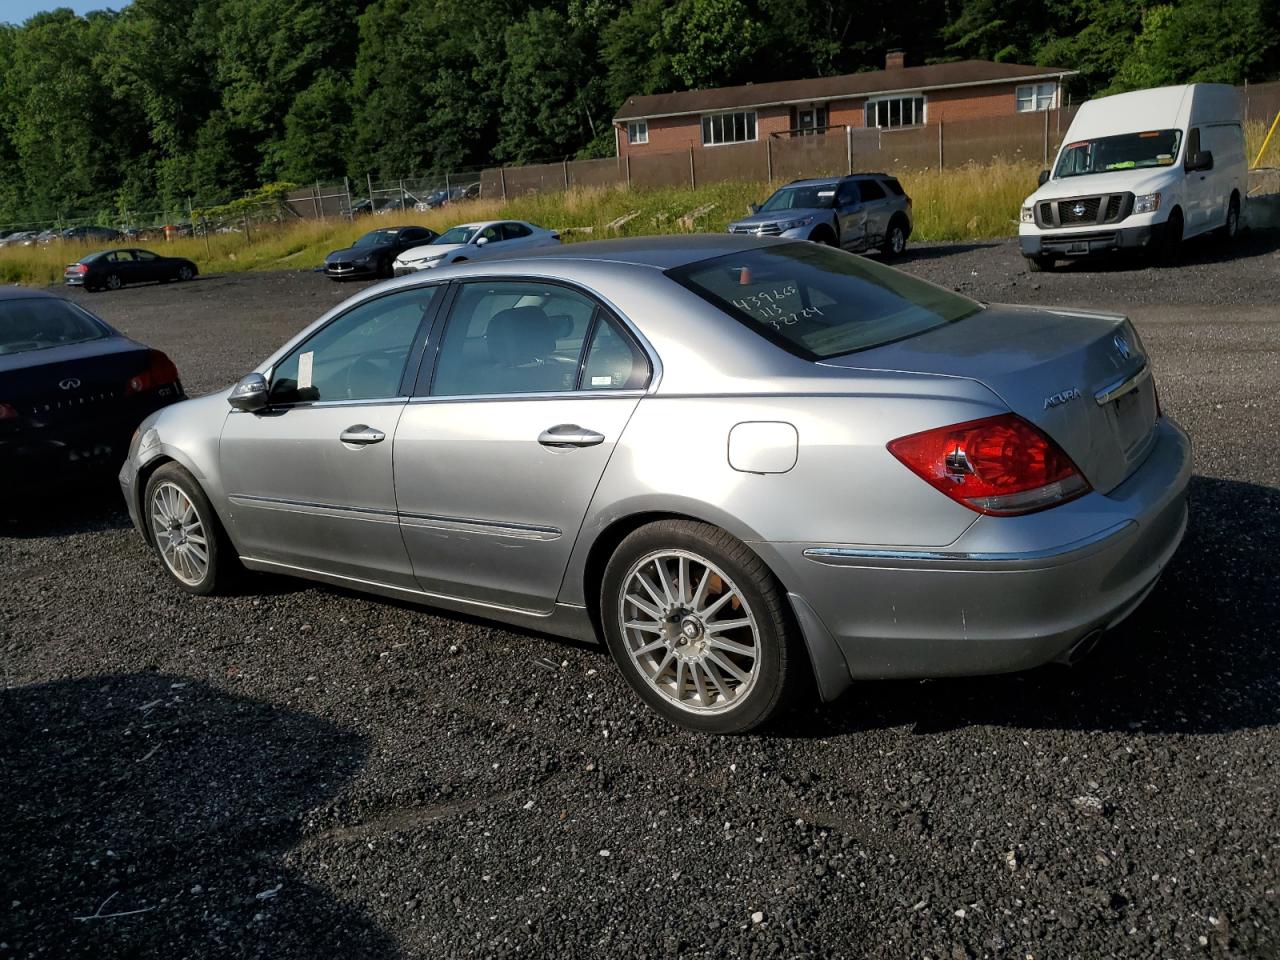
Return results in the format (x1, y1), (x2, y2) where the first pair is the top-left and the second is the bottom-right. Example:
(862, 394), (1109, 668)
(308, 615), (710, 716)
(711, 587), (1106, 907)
(885, 49), (905, 70)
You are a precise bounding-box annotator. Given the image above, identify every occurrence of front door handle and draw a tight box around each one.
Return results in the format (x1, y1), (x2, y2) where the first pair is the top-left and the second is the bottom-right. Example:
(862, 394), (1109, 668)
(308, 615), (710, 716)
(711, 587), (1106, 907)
(538, 424), (605, 448)
(340, 424), (385, 445)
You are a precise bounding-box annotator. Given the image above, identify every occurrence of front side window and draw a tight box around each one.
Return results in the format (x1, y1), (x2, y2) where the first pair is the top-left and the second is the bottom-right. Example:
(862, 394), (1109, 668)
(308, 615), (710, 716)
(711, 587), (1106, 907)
(702, 111), (757, 145)
(668, 242), (981, 360)
(628, 119), (648, 144)
(270, 286), (440, 404)
(1016, 83), (1057, 112)
(865, 95), (925, 128)
(0, 298), (109, 356)
(1054, 129), (1182, 178)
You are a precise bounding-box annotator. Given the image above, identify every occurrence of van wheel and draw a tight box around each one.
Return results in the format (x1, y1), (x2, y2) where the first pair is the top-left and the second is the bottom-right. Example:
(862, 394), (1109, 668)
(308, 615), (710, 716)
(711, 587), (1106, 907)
(1221, 194), (1240, 240)
(1158, 208), (1184, 264)
(1026, 255), (1054, 273)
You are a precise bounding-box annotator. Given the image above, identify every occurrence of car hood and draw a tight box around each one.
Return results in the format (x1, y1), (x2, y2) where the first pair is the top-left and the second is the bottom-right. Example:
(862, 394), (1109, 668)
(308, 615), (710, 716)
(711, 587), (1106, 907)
(325, 244), (387, 262)
(1028, 168), (1176, 203)
(398, 242), (466, 261)
(729, 208), (830, 227)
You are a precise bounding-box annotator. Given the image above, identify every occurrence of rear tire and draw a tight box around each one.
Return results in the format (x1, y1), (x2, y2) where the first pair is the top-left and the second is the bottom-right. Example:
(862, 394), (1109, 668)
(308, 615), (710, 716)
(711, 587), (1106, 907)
(600, 519), (800, 734)
(143, 463), (236, 596)
(1221, 193), (1240, 240)
(882, 218), (908, 258)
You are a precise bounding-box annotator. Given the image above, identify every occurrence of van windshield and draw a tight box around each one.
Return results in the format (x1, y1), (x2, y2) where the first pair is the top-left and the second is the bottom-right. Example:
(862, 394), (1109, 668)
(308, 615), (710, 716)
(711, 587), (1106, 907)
(1054, 129), (1182, 178)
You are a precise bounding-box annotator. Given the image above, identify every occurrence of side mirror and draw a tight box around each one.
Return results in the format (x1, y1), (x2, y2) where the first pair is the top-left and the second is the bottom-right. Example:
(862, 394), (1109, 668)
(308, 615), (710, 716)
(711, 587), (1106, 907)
(1187, 149), (1213, 172)
(475, 236), (489, 246)
(1037, 169), (1050, 186)
(748, 203), (761, 214)
(228, 371), (269, 412)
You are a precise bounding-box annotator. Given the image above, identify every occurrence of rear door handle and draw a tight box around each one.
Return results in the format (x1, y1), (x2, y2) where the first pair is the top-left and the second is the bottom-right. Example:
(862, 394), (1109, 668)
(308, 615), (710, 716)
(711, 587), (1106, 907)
(538, 424), (605, 448)
(340, 424), (386, 445)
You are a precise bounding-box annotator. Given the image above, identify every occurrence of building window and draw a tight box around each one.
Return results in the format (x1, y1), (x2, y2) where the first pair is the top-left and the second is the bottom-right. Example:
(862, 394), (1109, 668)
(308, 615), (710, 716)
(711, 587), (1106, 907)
(1016, 83), (1057, 112)
(701, 111), (757, 146)
(627, 120), (648, 144)
(865, 95), (925, 129)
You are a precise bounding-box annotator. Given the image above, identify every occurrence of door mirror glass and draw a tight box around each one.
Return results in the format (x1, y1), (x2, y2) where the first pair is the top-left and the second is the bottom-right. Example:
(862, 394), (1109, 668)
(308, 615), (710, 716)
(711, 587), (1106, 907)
(228, 372), (269, 412)
(1037, 169), (1050, 186)
(1187, 150), (1213, 172)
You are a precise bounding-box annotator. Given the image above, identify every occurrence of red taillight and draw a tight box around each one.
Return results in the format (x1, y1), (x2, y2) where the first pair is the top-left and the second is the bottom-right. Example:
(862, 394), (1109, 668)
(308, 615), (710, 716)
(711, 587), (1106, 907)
(0, 402), (18, 420)
(124, 349), (180, 395)
(887, 413), (1089, 516)
(66, 263), (87, 274)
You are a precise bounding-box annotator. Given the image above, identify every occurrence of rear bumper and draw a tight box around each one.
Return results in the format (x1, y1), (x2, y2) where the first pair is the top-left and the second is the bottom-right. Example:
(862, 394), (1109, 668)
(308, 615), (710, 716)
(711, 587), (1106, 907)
(759, 416), (1192, 688)
(1020, 223), (1161, 258)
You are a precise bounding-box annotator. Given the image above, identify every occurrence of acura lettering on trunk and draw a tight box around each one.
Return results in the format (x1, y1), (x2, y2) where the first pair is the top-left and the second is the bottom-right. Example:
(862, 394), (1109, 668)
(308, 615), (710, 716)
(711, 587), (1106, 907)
(118, 236), (1191, 734)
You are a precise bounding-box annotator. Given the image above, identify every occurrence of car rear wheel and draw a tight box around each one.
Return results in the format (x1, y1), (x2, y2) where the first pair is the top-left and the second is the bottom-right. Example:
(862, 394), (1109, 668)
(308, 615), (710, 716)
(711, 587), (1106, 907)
(601, 519), (799, 734)
(1221, 194), (1240, 240)
(882, 218), (908, 258)
(105, 273), (122, 290)
(144, 463), (234, 596)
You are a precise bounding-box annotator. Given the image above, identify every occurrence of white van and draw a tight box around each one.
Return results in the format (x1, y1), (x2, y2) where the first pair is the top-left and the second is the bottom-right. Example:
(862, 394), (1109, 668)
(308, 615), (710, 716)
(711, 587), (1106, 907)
(1019, 83), (1246, 270)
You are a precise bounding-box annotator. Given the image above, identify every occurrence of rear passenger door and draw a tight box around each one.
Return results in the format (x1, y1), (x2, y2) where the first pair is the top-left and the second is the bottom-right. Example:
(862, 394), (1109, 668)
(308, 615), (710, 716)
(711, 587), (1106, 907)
(104, 250), (139, 285)
(392, 278), (652, 612)
(132, 249), (166, 282)
(833, 181), (866, 249)
(855, 178), (891, 244)
(499, 221), (536, 252)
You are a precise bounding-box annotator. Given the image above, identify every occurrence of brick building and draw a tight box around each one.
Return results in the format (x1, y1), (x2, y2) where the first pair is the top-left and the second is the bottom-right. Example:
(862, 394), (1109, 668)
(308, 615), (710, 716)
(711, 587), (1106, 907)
(612, 51), (1075, 158)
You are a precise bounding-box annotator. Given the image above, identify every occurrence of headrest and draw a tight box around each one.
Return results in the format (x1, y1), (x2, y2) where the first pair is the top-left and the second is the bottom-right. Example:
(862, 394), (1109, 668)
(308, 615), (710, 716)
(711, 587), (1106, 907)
(486, 306), (555, 366)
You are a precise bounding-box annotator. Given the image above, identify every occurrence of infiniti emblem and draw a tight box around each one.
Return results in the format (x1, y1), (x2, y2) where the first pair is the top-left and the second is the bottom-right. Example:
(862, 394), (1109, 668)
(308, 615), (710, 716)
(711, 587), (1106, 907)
(1072, 202), (1087, 217)
(58, 377), (81, 390)
(1113, 333), (1131, 361)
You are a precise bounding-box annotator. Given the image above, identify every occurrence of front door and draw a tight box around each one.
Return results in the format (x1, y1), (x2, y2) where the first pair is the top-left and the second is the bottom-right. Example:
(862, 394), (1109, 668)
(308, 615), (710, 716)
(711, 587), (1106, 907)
(393, 278), (652, 612)
(1182, 127), (1211, 233)
(219, 284), (443, 586)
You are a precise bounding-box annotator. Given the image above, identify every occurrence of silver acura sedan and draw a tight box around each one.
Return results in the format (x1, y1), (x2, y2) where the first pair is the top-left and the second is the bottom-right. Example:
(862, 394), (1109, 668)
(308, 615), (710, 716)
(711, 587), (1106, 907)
(119, 236), (1191, 733)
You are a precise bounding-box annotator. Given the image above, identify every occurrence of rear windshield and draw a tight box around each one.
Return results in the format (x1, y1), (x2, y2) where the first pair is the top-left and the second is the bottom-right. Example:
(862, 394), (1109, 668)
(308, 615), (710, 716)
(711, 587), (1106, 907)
(0, 298), (110, 355)
(1054, 129), (1182, 177)
(668, 242), (981, 360)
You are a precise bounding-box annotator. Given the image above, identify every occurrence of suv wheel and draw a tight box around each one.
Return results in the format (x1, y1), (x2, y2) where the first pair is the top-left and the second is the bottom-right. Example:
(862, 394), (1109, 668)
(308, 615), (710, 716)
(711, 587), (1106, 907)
(883, 219), (908, 258)
(600, 520), (799, 734)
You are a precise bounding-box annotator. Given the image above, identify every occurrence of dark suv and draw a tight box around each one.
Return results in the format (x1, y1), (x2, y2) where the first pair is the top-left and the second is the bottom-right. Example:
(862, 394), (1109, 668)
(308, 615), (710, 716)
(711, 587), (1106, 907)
(726, 174), (913, 257)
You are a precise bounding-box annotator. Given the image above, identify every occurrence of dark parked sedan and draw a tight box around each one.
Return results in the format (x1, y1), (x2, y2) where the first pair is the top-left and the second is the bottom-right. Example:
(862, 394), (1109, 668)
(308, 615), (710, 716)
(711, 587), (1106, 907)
(64, 248), (198, 291)
(323, 226), (438, 280)
(0, 287), (184, 492)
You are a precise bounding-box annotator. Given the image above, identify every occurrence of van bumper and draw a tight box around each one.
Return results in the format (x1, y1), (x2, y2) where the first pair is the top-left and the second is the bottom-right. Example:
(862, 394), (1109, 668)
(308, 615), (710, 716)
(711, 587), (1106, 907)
(1020, 223), (1160, 258)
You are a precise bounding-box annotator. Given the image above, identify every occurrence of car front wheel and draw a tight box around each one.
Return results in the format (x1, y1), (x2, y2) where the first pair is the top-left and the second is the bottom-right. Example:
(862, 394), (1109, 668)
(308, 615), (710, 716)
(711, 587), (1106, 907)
(144, 463), (233, 595)
(601, 519), (799, 734)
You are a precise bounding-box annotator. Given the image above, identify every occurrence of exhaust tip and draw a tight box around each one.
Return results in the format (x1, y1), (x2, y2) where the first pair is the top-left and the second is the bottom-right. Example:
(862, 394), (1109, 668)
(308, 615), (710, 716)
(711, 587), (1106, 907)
(1061, 629), (1104, 665)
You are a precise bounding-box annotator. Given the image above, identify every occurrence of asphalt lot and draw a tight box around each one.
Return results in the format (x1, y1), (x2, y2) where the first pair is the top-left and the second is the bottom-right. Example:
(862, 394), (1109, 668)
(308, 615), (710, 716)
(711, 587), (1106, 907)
(2, 233), (1278, 959)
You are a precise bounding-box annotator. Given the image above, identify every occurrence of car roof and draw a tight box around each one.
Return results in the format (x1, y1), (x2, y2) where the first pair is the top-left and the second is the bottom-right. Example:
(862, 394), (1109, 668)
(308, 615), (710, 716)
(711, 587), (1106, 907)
(451, 233), (787, 270)
(784, 173), (894, 187)
(0, 285), (61, 301)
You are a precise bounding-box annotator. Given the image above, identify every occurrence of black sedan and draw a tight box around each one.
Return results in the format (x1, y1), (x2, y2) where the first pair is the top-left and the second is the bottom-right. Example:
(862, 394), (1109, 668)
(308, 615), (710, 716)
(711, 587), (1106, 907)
(0, 288), (184, 492)
(64, 248), (198, 292)
(323, 226), (438, 280)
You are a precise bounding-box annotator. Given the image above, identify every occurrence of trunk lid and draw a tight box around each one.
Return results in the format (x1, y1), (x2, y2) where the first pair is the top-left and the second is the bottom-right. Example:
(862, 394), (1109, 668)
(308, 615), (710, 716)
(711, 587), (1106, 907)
(1, 337), (153, 428)
(821, 304), (1159, 493)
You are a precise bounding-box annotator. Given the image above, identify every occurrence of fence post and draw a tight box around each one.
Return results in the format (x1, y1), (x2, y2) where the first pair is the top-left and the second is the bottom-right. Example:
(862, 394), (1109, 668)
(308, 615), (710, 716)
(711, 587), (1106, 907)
(1043, 109), (1050, 166)
(344, 177), (352, 219)
(846, 125), (852, 175)
(938, 122), (944, 171)
(625, 154), (631, 189)
(563, 158), (569, 190)
(445, 170), (450, 195)
(313, 182), (321, 220)
(766, 137), (773, 183)
(689, 146), (695, 188)
(500, 167), (508, 201)
(367, 173), (374, 207)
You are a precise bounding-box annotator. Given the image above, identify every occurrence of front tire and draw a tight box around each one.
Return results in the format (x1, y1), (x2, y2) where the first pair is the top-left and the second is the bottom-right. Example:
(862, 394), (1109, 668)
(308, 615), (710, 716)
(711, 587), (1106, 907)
(178, 264), (195, 281)
(143, 463), (234, 596)
(1158, 207), (1184, 264)
(1026, 255), (1055, 273)
(600, 519), (799, 734)
(105, 273), (122, 290)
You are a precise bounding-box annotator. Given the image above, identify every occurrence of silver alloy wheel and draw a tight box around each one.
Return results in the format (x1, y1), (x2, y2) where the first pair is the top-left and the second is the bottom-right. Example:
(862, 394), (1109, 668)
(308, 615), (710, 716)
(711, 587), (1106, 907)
(1226, 204), (1239, 238)
(619, 549), (761, 715)
(149, 480), (209, 586)
(106, 273), (122, 290)
(890, 226), (906, 254)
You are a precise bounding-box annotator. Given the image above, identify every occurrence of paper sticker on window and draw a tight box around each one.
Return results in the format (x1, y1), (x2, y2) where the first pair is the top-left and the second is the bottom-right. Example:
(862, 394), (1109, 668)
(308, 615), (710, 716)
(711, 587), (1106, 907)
(298, 351), (314, 389)
(591, 375), (612, 386)
(817, 190), (835, 197)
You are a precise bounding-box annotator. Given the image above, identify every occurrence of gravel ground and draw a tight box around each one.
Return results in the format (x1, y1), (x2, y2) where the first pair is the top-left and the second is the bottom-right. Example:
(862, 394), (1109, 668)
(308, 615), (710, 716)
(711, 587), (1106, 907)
(2, 234), (1278, 959)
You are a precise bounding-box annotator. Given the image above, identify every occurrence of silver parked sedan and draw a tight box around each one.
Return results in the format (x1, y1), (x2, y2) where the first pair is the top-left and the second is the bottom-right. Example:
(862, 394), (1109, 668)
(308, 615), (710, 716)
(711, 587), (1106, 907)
(119, 236), (1191, 733)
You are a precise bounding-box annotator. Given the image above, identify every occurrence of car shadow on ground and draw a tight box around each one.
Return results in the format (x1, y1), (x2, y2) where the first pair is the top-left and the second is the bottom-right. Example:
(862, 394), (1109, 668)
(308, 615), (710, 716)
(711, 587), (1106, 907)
(0, 483), (134, 538)
(1043, 226), (1280, 273)
(780, 474), (1280, 740)
(0, 672), (399, 959)
(882, 240), (1004, 264)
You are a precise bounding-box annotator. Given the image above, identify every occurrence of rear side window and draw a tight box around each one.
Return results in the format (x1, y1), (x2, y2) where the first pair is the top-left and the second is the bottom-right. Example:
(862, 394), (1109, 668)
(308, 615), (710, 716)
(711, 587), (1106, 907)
(883, 179), (905, 196)
(858, 179), (886, 201)
(668, 242), (981, 360)
(0, 298), (109, 356)
(582, 315), (649, 390)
